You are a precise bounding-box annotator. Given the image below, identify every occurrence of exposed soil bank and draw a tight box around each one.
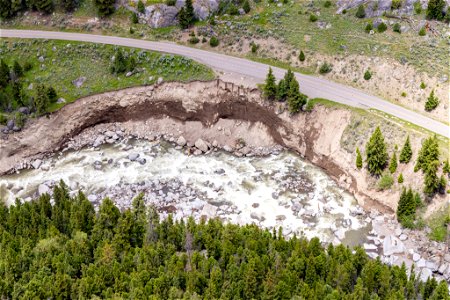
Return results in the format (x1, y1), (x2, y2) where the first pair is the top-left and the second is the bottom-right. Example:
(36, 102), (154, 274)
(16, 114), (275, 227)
(0, 80), (444, 214)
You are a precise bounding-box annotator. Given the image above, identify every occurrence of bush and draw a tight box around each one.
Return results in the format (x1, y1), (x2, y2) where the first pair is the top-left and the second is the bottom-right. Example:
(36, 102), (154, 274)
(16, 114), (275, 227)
(243, 0), (251, 13)
(47, 86), (58, 103)
(324, 0), (331, 8)
(356, 147), (363, 169)
(377, 22), (387, 33)
(299, 50), (305, 62)
(398, 173), (404, 183)
(166, 0), (176, 5)
(378, 173), (394, 190)
(393, 23), (401, 33)
(0, 114), (6, 125)
(425, 89), (439, 111)
(319, 62), (332, 74)
(401, 92), (407, 97)
(364, 70), (372, 80)
(202, 37), (207, 43)
(305, 100), (314, 111)
(251, 42), (259, 53)
(389, 152), (398, 174)
(131, 12), (138, 24)
(414, 1), (422, 14)
(309, 13), (318, 22)
(137, 0), (145, 13)
(23, 61), (33, 72)
(209, 36), (219, 47)
(129, 27), (135, 34)
(14, 112), (26, 128)
(419, 27), (426, 36)
(188, 37), (200, 44)
(356, 5), (366, 18)
(420, 81), (426, 89)
(391, 0), (402, 10)
(342, 9), (347, 14)
(365, 22), (373, 33)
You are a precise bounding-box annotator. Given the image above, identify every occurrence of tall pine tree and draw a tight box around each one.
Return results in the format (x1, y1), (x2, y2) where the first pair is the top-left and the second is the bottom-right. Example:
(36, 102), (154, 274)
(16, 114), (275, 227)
(365, 127), (388, 176)
(263, 67), (277, 100)
(399, 135), (412, 163)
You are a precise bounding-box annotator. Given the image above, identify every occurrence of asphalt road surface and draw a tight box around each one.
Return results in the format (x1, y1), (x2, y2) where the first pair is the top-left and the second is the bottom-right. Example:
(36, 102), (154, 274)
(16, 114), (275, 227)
(1, 29), (448, 138)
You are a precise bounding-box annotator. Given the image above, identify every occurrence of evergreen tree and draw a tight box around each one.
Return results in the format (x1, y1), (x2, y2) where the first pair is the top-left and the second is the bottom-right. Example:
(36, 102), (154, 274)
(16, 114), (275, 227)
(60, 0), (79, 12)
(287, 77), (307, 113)
(178, 0), (195, 28)
(263, 67), (277, 100)
(356, 4), (365, 18)
(299, 50), (305, 62)
(276, 79), (287, 101)
(0, 0), (13, 19)
(356, 147), (363, 169)
(365, 127), (388, 176)
(415, 135), (439, 172)
(243, 0), (250, 13)
(426, 0), (445, 20)
(12, 60), (23, 78)
(0, 59), (10, 88)
(94, 0), (115, 17)
(137, 0), (145, 13)
(399, 135), (412, 163)
(389, 152), (398, 173)
(424, 160), (439, 195)
(398, 173), (404, 183)
(34, 84), (49, 115)
(425, 89), (439, 111)
(111, 49), (127, 74)
(47, 86), (58, 103)
(35, 0), (54, 13)
(397, 188), (416, 225)
(443, 160), (450, 176)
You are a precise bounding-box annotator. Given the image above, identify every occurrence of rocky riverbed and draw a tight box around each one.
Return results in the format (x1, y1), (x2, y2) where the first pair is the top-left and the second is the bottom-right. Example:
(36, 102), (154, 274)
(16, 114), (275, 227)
(0, 125), (449, 284)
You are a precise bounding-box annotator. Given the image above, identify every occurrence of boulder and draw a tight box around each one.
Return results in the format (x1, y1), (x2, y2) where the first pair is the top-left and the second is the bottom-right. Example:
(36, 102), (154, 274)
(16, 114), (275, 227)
(38, 184), (50, 196)
(195, 138), (209, 152)
(87, 194), (98, 202)
(57, 98), (66, 104)
(250, 211), (265, 222)
(201, 203), (217, 218)
(72, 76), (86, 88)
(420, 268), (433, 282)
(18, 107), (30, 114)
(6, 119), (14, 130)
(145, 5), (179, 28)
(177, 136), (187, 146)
(383, 235), (405, 256)
(412, 253), (421, 262)
(128, 153), (140, 161)
(176, 0), (219, 20)
(31, 159), (42, 169)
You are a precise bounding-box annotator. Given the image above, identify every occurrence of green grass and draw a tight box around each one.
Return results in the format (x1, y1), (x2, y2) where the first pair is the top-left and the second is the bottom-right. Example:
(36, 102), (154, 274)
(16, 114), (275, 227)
(0, 39), (214, 112)
(427, 207), (449, 242)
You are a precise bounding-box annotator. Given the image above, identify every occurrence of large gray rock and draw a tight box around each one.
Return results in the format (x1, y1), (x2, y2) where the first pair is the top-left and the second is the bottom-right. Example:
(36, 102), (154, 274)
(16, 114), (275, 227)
(128, 153), (140, 161)
(31, 159), (42, 169)
(383, 235), (405, 256)
(176, 0), (219, 20)
(18, 107), (30, 114)
(6, 119), (14, 130)
(145, 4), (179, 28)
(177, 136), (187, 146)
(195, 138), (209, 152)
(38, 183), (50, 196)
(201, 203), (217, 218)
(72, 76), (86, 88)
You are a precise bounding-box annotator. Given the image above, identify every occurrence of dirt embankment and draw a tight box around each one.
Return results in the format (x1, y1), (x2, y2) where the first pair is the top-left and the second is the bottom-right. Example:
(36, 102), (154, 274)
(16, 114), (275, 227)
(0, 80), (443, 213)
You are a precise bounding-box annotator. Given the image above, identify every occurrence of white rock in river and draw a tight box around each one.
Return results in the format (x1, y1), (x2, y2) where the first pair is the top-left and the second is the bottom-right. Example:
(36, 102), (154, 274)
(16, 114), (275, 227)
(394, 228), (402, 236)
(87, 194), (98, 202)
(363, 243), (378, 251)
(128, 153), (140, 161)
(250, 211), (265, 222)
(195, 138), (209, 152)
(417, 258), (426, 268)
(201, 203), (217, 218)
(420, 268), (433, 282)
(31, 159), (42, 169)
(334, 228), (346, 240)
(412, 253), (421, 262)
(38, 184), (50, 196)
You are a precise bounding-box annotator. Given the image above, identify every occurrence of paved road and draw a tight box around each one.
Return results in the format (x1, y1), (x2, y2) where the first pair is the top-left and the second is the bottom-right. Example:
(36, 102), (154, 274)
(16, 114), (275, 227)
(1, 29), (448, 138)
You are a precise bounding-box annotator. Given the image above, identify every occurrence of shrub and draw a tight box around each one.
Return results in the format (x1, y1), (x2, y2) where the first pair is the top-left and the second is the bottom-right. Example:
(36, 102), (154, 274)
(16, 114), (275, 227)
(0, 114), (6, 125)
(202, 37), (207, 43)
(299, 50), (305, 62)
(251, 42), (259, 53)
(305, 100), (314, 111)
(137, 0), (145, 13)
(365, 22), (373, 33)
(342, 9), (347, 14)
(209, 36), (219, 47)
(319, 62), (332, 74)
(364, 70), (372, 80)
(356, 5), (365, 18)
(366, 127), (388, 176)
(356, 147), (363, 169)
(398, 173), (404, 183)
(243, 0), (251, 13)
(309, 13), (318, 22)
(391, 0), (402, 10)
(129, 27), (135, 34)
(131, 12), (138, 24)
(14, 112), (26, 128)
(420, 81), (426, 89)
(426, 0), (445, 20)
(378, 173), (394, 190)
(393, 23), (401, 33)
(324, 0), (331, 8)
(425, 89), (439, 111)
(47, 86), (58, 103)
(23, 61), (33, 72)
(166, 0), (176, 5)
(414, 1), (422, 14)
(228, 3), (239, 15)
(264, 67), (277, 100)
(399, 135), (412, 163)
(189, 37), (200, 44)
(189, 31), (196, 37)
(389, 152), (398, 174)
(401, 92), (407, 97)
(377, 22), (387, 33)
(418, 27), (426, 36)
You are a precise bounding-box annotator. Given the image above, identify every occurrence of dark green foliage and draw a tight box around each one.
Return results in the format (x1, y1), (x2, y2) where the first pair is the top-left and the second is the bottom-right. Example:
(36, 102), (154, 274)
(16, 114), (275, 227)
(319, 62), (332, 74)
(12, 60), (23, 78)
(34, 84), (49, 115)
(414, 1), (422, 14)
(277, 79), (287, 100)
(14, 111), (26, 128)
(398, 173), (404, 183)
(425, 89), (439, 111)
(0, 59), (10, 88)
(377, 22), (387, 32)
(111, 49), (137, 74)
(0, 113), (6, 125)
(137, 0), (145, 13)
(188, 36), (200, 44)
(399, 135), (412, 163)
(415, 135), (440, 195)
(250, 42), (259, 53)
(60, 0), (79, 12)
(243, 0), (250, 13)
(287, 78), (307, 113)
(426, 0), (445, 20)
(391, 0), (402, 10)
(364, 69), (372, 80)
(356, 147), (363, 169)
(378, 173), (394, 190)
(389, 152), (398, 173)
(209, 36), (219, 47)
(356, 4), (365, 18)
(94, 0), (115, 17)
(47, 86), (58, 103)
(365, 22), (373, 33)
(131, 12), (138, 23)
(420, 81), (426, 89)
(35, 0), (54, 13)
(424, 160), (440, 195)
(0, 183), (444, 299)
(309, 13), (318, 22)
(366, 127), (388, 176)
(23, 61), (33, 72)
(178, 0), (195, 28)
(443, 160), (450, 175)
(299, 50), (305, 62)
(166, 0), (175, 5)
(397, 188), (421, 227)
(419, 26), (426, 36)
(324, 0), (331, 8)
(393, 23), (401, 33)
(263, 67), (277, 100)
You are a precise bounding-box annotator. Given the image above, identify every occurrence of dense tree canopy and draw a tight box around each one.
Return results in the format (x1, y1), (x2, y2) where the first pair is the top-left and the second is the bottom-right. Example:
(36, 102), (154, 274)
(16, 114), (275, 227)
(0, 181), (447, 299)
(365, 127), (388, 176)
